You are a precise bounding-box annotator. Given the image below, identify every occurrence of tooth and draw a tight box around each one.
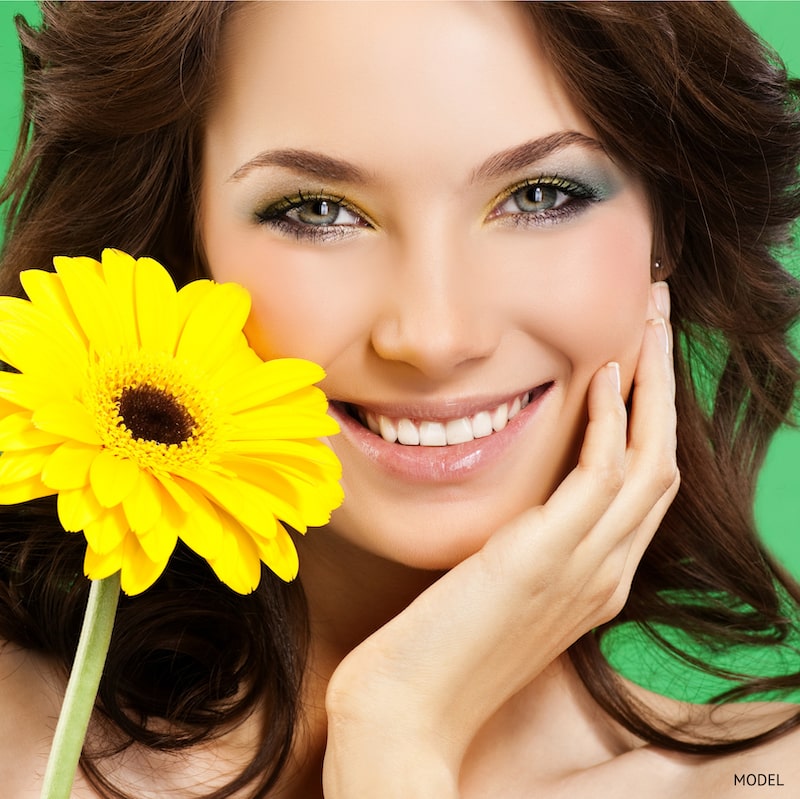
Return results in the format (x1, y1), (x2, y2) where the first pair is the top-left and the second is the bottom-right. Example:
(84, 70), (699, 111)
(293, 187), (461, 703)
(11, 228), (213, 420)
(471, 410), (493, 438)
(366, 411), (381, 434)
(491, 402), (508, 432)
(378, 415), (398, 443)
(520, 391), (530, 409)
(508, 395), (521, 419)
(397, 418), (420, 445)
(445, 417), (474, 445)
(419, 421), (447, 446)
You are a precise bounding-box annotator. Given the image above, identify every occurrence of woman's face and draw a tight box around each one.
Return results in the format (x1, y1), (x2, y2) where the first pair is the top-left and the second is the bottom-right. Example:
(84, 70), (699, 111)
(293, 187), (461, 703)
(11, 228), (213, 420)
(200, 1), (654, 570)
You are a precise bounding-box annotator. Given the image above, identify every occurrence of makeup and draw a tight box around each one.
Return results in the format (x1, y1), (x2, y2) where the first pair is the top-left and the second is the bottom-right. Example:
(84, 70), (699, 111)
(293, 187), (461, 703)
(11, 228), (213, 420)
(328, 382), (554, 484)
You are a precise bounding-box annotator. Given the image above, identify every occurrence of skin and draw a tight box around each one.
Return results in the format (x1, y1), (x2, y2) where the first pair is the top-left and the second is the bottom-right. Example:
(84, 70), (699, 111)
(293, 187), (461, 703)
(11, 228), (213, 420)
(1, 2), (797, 798)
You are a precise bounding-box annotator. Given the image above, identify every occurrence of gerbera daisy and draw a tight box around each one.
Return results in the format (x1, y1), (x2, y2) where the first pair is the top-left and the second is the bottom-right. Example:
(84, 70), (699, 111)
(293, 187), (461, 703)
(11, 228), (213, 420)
(0, 248), (343, 595)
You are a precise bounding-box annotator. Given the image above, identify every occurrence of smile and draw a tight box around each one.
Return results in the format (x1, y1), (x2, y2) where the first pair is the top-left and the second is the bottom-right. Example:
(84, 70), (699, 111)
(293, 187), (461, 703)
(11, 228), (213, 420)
(347, 387), (546, 446)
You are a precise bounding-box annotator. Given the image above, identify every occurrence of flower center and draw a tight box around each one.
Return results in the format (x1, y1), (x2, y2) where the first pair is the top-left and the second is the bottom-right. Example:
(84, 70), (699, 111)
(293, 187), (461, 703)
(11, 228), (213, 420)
(87, 352), (218, 472)
(116, 384), (195, 445)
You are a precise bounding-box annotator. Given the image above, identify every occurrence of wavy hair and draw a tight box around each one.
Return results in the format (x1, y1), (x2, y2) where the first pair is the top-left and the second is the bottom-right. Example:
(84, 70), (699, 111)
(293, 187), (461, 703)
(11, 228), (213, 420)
(1, 2), (799, 796)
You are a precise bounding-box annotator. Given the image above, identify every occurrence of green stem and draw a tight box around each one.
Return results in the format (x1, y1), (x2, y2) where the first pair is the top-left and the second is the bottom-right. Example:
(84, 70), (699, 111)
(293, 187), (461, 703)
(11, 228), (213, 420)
(41, 571), (121, 799)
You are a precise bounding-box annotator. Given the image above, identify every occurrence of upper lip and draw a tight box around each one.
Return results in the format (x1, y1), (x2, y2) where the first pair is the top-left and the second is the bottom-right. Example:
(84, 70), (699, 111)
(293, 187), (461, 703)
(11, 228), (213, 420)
(329, 382), (552, 422)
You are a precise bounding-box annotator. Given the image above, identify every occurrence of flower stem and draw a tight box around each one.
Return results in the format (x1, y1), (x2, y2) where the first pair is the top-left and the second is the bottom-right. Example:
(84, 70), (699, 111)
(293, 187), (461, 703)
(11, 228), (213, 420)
(41, 571), (121, 799)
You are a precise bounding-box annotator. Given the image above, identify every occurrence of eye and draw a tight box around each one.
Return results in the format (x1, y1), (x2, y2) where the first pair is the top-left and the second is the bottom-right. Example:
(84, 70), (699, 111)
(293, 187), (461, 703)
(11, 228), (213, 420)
(489, 176), (598, 226)
(287, 197), (362, 227)
(255, 191), (371, 243)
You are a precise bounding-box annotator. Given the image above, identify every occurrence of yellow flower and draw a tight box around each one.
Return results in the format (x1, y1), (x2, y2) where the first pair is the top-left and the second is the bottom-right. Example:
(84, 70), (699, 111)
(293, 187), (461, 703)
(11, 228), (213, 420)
(0, 249), (342, 595)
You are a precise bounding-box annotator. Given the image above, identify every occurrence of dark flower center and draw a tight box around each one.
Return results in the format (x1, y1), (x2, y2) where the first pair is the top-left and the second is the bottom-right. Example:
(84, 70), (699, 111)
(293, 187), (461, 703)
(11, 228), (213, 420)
(117, 384), (195, 445)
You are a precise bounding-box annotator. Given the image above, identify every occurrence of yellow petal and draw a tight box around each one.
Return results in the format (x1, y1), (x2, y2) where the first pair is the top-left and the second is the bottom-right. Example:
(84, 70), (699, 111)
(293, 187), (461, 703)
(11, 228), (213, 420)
(215, 358), (326, 413)
(42, 441), (98, 490)
(254, 522), (299, 582)
(0, 411), (63, 450)
(207, 518), (262, 594)
(120, 533), (169, 595)
(58, 487), (103, 531)
(122, 469), (162, 533)
(0, 475), (53, 504)
(229, 401), (340, 440)
(137, 514), (178, 565)
(168, 478), (224, 560)
(181, 466), (299, 535)
(0, 303), (86, 390)
(99, 249), (138, 350)
(0, 372), (69, 412)
(84, 540), (124, 582)
(53, 255), (123, 353)
(175, 282), (251, 374)
(131, 256), (179, 354)
(19, 269), (88, 350)
(83, 506), (129, 555)
(89, 450), (140, 508)
(32, 399), (102, 445)
(0, 448), (53, 484)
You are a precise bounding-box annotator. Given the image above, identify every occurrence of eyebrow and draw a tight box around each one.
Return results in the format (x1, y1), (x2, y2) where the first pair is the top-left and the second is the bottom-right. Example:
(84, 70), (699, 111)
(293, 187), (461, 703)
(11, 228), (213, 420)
(228, 148), (369, 183)
(227, 130), (605, 185)
(471, 131), (606, 182)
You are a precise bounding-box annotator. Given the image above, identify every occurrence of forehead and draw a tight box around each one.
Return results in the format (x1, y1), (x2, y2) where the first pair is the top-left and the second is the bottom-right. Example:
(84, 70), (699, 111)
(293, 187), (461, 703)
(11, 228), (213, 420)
(205, 1), (591, 179)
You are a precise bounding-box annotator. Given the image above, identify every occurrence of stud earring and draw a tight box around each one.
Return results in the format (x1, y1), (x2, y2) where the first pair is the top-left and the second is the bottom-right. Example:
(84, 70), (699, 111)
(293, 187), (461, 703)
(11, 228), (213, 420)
(653, 258), (663, 270)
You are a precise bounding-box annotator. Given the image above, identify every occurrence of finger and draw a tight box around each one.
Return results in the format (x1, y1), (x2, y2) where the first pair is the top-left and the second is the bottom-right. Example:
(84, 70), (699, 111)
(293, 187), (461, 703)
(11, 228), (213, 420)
(496, 360), (628, 557)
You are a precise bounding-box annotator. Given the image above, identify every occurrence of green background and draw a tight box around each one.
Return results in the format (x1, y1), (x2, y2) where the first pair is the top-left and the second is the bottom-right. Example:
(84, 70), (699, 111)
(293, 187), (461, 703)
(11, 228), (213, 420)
(0, 1), (799, 583)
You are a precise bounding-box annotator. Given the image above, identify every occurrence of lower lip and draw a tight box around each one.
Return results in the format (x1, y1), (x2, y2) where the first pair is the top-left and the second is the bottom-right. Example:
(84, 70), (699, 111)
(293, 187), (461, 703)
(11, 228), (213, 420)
(329, 384), (554, 484)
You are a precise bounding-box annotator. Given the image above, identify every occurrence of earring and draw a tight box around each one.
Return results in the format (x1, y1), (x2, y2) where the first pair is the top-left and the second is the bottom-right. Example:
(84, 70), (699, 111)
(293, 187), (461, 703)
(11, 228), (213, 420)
(653, 258), (663, 270)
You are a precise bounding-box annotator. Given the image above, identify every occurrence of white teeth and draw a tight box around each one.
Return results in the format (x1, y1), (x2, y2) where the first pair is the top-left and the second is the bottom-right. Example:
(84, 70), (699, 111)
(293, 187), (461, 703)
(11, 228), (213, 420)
(491, 402), (508, 432)
(445, 417), (474, 445)
(378, 415), (398, 443)
(471, 410), (493, 439)
(419, 421), (447, 446)
(397, 417), (420, 445)
(355, 389), (540, 445)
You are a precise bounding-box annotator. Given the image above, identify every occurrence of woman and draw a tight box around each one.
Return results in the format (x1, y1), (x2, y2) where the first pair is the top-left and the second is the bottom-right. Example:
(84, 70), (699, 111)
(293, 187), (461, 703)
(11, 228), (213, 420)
(1, 2), (799, 797)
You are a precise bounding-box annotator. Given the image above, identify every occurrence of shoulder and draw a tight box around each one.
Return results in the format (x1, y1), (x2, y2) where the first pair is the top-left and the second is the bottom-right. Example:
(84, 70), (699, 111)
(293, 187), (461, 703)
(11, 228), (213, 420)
(0, 641), (62, 797)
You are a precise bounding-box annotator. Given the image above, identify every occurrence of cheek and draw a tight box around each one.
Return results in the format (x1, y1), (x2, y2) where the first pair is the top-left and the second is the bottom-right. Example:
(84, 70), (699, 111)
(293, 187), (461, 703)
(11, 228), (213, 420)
(503, 207), (652, 380)
(203, 222), (376, 365)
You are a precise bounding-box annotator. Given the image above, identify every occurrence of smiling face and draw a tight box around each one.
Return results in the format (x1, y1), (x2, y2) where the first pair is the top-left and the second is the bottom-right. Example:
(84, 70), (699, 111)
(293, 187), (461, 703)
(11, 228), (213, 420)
(200, 1), (654, 571)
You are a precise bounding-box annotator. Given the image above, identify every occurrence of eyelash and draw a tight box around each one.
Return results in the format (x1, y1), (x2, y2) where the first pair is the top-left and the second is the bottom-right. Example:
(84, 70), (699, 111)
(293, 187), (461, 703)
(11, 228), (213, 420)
(254, 176), (600, 243)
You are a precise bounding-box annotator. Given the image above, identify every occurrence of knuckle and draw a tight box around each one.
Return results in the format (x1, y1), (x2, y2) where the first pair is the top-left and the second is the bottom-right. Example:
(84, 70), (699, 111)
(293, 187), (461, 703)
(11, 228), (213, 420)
(651, 454), (679, 494)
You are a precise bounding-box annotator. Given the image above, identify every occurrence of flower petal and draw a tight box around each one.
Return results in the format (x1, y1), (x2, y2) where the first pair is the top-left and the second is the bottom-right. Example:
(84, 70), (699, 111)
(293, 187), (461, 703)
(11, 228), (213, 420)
(58, 487), (103, 532)
(215, 358), (326, 414)
(99, 249), (138, 350)
(0, 411), (63, 450)
(53, 255), (123, 353)
(137, 513), (178, 565)
(0, 475), (53, 504)
(206, 518), (262, 594)
(84, 540), (124, 582)
(83, 505), (129, 555)
(89, 450), (141, 508)
(19, 269), (88, 350)
(122, 469), (162, 533)
(0, 448), (53, 484)
(253, 521), (299, 582)
(134, 256), (179, 353)
(120, 533), (169, 595)
(168, 478), (224, 560)
(32, 399), (102, 445)
(42, 441), (98, 490)
(175, 282), (251, 374)
(0, 372), (69, 412)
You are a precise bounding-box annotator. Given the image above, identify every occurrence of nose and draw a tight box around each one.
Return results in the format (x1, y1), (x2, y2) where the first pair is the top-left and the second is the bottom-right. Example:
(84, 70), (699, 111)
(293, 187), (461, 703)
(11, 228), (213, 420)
(369, 233), (501, 380)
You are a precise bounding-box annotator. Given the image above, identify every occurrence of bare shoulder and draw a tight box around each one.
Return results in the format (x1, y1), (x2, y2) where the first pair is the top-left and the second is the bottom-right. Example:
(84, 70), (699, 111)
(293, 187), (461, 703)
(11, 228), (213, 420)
(0, 640), (63, 798)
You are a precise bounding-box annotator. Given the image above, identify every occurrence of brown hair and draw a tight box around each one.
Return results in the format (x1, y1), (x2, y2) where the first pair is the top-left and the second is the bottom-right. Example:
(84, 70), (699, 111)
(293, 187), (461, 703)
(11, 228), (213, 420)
(1, 2), (799, 796)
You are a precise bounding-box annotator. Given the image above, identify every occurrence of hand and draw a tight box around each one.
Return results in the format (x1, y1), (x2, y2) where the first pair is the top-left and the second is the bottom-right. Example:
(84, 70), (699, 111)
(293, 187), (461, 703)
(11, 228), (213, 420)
(323, 283), (679, 798)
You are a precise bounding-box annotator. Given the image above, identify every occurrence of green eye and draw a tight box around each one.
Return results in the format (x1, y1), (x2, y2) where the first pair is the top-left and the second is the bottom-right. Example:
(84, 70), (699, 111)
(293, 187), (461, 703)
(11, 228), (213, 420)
(511, 184), (564, 213)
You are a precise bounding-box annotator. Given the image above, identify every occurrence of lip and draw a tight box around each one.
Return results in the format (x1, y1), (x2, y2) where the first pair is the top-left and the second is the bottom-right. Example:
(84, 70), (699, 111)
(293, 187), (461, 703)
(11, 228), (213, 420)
(328, 382), (554, 483)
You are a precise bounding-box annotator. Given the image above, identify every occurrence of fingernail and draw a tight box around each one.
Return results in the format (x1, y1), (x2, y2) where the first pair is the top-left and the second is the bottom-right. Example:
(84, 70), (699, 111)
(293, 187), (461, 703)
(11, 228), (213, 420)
(606, 361), (621, 393)
(652, 281), (670, 318)
(650, 317), (669, 354)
